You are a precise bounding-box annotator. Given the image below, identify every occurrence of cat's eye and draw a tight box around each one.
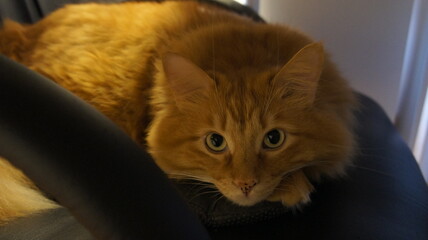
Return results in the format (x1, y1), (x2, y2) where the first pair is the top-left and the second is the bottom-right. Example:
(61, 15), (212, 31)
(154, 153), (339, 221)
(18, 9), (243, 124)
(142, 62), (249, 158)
(263, 129), (285, 149)
(205, 133), (227, 153)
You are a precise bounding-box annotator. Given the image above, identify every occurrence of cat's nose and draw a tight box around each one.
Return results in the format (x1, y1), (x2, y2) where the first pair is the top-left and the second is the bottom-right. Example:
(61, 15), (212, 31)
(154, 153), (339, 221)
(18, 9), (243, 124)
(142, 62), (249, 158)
(233, 180), (258, 196)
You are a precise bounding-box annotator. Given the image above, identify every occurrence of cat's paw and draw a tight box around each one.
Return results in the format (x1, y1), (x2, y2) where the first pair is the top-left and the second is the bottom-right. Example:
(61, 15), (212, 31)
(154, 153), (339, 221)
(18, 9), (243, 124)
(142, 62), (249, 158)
(267, 170), (314, 207)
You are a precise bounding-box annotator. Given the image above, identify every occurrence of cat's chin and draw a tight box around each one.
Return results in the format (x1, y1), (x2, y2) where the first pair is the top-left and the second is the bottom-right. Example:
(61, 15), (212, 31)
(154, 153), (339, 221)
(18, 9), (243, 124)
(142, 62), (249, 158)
(231, 198), (263, 207)
(223, 193), (268, 207)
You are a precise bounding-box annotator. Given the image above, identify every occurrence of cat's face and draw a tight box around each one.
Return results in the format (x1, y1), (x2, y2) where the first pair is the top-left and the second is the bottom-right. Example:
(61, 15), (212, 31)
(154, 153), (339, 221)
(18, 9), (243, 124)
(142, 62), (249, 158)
(147, 43), (352, 206)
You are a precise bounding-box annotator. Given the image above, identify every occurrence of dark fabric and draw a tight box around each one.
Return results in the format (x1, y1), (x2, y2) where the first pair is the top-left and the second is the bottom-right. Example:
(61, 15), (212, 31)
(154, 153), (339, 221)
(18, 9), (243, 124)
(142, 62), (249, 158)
(0, 0), (42, 23)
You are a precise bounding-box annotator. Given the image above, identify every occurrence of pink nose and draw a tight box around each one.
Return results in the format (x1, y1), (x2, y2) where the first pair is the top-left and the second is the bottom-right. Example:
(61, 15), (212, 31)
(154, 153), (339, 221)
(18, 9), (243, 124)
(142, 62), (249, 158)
(233, 180), (258, 196)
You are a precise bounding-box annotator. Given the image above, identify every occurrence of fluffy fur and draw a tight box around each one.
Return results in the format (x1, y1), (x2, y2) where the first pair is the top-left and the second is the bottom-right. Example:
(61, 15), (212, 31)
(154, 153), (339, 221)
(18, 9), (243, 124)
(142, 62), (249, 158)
(0, 1), (356, 223)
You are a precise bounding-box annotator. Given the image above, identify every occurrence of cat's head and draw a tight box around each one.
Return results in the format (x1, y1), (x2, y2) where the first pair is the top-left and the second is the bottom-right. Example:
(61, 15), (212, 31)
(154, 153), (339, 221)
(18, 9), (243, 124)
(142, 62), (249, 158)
(147, 43), (354, 206)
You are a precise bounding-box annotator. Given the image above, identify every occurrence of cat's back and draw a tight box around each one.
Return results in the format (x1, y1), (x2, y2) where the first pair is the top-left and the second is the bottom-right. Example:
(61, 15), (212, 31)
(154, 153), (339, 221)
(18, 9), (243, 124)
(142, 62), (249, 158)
(0, 1), (244, 64)
(0, 1), (247, 90)
(1, 3), (161, 65)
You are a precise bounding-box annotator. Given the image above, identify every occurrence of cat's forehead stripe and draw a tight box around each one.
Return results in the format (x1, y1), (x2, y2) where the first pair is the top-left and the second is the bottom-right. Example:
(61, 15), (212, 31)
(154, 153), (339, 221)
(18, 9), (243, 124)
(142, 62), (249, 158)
(213, 74), (273, 132)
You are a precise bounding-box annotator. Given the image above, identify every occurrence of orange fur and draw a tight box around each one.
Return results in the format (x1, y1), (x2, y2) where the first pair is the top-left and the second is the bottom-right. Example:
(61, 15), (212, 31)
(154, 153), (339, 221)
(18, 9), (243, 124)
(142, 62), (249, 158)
(0, 1), (356, 223)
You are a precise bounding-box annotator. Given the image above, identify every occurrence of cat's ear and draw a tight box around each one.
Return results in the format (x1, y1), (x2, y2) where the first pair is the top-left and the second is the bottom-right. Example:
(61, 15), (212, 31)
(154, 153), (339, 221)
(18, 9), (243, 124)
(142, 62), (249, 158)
(273, 42), (324, 105)
(162, 53), (214, 110)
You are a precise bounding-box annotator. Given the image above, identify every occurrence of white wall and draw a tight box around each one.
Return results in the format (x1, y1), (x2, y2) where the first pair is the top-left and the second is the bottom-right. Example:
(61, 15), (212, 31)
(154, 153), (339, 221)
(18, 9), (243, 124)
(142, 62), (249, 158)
(259, 0), (414, 120)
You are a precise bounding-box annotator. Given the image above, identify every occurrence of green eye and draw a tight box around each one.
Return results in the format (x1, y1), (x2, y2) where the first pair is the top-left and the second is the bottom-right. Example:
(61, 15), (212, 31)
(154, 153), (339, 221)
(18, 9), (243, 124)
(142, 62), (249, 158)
(205, 133), (227, 152)
(263, 129), (285, 149)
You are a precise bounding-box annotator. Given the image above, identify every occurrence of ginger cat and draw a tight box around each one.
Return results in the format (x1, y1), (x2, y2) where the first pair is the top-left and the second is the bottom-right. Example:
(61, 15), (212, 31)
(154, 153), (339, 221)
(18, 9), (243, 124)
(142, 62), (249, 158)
(0, 1), (356, 223)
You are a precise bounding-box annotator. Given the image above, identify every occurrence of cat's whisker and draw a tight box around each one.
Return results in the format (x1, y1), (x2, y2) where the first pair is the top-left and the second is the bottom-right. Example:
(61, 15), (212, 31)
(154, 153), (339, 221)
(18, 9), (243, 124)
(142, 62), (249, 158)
(280, 160), (333, 178)
(273, 187), (292, 192)
(188, 189), (222, 202)
(192, 190), (221, 196)
(193, 185), (219, 192)
(323, 142), (397, 153)
(187, 185), (219, 198)
(188, 183), (216, 189)
(347, 164), (394, 178)
(321, 143), (355, 149)
(167, 172), (214, 184)
(178, 181), (216, 191)
(353, 152), (390, 161)
(212, 194), (226, 208)
(168, 172), (220, 199)
(172, 178), (213, 186)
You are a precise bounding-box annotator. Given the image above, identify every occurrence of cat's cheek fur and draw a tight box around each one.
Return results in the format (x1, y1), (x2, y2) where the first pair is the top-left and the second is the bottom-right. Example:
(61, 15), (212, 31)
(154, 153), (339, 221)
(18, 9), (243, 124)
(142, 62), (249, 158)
(146, 111), (217, 179)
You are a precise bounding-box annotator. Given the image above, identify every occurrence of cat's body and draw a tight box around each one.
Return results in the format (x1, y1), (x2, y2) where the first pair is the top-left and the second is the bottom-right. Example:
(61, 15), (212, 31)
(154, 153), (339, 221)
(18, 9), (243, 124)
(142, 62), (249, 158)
(0, 1), (356, 223)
